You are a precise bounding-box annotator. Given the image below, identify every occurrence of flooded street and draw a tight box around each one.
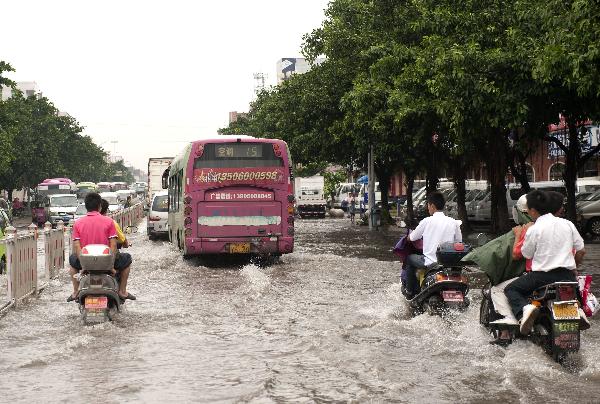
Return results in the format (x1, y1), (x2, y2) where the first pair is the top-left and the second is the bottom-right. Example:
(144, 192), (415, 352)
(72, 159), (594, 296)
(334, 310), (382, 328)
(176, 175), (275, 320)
(1, 218), (600, 403)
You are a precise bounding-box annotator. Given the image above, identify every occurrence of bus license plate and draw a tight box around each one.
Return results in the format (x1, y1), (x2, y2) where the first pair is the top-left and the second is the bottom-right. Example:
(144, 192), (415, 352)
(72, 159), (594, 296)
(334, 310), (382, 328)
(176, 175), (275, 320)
(85, 296), (108, 309)
(230, 243), (250, 253)
(552, 302), (579, 320)
(442, 290), (464, 302)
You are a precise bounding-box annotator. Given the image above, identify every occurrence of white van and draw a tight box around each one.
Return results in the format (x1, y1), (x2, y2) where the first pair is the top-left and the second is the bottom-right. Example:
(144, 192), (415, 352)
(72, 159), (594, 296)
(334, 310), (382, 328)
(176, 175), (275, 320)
(147, 191), (169, 240)
(331, 183), (360, 210)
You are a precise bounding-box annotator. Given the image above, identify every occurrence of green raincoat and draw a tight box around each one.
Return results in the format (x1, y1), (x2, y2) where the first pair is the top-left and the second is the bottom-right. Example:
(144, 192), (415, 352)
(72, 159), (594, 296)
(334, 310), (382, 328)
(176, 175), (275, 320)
(462, 210), (532, 286)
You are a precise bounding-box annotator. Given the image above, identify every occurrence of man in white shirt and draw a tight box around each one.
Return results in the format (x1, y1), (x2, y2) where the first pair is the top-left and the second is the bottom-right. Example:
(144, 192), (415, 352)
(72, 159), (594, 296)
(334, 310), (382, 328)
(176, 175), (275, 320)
(505, 190), (586, 335)
(404, 191), (463, 298)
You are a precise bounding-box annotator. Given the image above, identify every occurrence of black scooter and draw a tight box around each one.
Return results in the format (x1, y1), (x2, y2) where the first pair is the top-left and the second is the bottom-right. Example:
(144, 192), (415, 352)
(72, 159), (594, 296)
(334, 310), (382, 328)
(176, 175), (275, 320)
(403, 242), (472, 315)
(76, 244), (122, 324)
(480, 280), (588, 362)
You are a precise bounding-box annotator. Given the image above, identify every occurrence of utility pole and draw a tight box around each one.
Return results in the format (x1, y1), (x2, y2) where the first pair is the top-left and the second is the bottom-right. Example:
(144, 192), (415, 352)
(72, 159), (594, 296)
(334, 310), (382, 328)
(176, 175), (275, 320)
(368, 145), (376, 230)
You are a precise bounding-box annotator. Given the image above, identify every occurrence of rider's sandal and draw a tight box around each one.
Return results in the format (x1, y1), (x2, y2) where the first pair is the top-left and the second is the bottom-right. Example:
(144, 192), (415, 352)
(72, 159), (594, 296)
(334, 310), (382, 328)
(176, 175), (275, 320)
(489, 338), (511, 348)
(119, 293), (136, 301)
(66, 294), (78, 302)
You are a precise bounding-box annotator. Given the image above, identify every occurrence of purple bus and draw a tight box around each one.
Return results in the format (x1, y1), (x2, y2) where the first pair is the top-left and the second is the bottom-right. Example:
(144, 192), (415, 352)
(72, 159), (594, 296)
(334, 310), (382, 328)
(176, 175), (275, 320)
(166, 136), (295, 257)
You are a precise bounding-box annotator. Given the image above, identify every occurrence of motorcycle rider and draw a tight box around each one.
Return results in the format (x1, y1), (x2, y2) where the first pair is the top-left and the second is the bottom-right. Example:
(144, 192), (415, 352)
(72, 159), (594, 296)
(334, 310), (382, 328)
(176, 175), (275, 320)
(505, 190), (586, 335)
(67, 192), (135, 302)
(404, 191), (463, 298)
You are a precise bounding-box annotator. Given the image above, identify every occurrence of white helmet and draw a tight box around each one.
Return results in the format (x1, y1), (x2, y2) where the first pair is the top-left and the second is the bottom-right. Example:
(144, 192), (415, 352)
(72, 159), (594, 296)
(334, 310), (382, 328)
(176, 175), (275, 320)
(512, 194), (529, 224)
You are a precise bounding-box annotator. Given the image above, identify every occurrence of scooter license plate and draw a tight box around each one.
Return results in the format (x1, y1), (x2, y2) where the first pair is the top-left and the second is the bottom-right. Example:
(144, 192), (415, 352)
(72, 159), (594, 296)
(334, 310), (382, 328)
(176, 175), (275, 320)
(442, 290), (464, 302)
(229, 242), (250, 253)
(85, 296), (108, 309)
(552, 301), (579, 320)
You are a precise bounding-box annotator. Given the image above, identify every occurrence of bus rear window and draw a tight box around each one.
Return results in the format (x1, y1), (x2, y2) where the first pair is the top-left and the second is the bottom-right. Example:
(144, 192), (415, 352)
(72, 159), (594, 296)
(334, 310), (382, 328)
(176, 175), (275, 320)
(194, 143), (283, 169)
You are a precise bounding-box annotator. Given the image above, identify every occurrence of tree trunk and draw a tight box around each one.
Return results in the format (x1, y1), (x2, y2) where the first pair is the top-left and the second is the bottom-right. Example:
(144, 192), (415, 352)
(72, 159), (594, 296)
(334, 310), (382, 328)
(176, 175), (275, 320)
(452, 159), (471, 232)
(7, 189), (13, 201)
(487, 128), (510, 233)
(563, 116), (579, 222)
(426, 146), (439, 194)
(375, 164), (391, 215)
(406, 175), (415, 228)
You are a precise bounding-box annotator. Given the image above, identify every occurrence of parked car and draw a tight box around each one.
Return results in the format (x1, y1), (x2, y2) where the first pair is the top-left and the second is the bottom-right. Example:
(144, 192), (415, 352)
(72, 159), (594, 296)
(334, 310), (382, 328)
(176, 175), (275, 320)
(577, 190), (600, 236)
(147, 191), (168, 240)
(469, 181), (567, 223)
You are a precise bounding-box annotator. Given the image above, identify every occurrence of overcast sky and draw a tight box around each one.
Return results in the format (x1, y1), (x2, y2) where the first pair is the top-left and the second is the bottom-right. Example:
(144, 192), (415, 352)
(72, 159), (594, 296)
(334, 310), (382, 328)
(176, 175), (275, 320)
(2, 0), (329, 170)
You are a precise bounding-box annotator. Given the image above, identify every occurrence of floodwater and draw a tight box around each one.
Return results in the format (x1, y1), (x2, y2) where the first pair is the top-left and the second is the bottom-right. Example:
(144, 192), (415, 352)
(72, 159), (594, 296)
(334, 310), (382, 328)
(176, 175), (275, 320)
(1, 218), (599, 403)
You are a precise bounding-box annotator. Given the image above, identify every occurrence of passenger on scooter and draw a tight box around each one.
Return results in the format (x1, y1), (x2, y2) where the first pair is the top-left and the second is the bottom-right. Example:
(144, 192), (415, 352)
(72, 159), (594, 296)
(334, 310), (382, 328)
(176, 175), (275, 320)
(505, 190), (586, 335)
(404, 191), (462, 298)
(67, 193), (135, 302)
(101, 199), (129, 248)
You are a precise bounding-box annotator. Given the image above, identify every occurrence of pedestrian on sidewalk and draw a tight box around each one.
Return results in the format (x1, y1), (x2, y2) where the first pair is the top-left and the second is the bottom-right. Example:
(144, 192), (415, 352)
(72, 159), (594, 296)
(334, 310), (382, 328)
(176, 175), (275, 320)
(348, 192), (356, 224)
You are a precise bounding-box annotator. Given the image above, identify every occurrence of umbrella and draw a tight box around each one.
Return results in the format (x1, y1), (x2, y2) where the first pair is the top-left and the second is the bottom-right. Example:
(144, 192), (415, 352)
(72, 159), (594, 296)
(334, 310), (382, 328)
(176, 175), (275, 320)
(357, 175), (368, 184)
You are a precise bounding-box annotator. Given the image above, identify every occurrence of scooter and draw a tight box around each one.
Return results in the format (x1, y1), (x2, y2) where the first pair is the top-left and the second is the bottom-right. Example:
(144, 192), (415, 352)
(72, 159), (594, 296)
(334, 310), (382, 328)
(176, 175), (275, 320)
(480, 280), (588, 363)
(403, 242), (472, 315)
(76, 244), (122, 324)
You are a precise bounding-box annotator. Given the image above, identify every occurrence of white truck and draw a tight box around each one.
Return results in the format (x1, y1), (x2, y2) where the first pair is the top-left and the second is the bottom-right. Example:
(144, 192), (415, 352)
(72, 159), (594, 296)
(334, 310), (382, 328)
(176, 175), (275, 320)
(294, 176), (327, 218)
(147, 157), (173, 200)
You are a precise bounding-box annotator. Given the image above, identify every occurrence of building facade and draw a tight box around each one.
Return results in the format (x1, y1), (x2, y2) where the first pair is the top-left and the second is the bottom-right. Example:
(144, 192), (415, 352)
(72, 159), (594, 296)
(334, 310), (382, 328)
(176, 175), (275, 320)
(276, 58), (325, 84)
(1, 81), (41, 100)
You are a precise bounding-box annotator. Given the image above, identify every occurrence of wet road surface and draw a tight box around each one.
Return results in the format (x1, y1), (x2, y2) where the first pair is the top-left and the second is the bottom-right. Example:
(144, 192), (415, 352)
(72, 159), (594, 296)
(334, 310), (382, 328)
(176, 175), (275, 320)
(1, 218), (599, 403)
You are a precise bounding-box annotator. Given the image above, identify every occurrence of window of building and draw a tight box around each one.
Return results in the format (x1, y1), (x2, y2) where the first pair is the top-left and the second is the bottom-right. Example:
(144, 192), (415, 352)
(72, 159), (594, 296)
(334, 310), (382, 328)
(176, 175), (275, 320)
(549, 162), (565, 181)
(578, 158), (599, 177)
(525, 164), (535, 182)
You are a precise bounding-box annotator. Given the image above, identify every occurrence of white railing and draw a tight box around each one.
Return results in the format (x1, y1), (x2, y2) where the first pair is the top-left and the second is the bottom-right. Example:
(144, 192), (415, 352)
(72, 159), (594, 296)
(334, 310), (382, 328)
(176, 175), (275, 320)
(43, 221), (65, 281)
(110, 203), (144, 231)
(0, 225), (38, 314)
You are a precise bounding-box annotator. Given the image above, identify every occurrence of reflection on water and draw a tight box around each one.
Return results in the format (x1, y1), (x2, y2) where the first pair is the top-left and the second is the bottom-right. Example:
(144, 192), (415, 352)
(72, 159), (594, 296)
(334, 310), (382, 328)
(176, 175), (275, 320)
(0, 218), (598, 402)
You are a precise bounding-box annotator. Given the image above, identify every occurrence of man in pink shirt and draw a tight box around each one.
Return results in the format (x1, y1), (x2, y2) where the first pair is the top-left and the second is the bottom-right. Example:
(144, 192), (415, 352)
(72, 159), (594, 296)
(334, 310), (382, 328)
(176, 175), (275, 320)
(67, 193), (135, 301)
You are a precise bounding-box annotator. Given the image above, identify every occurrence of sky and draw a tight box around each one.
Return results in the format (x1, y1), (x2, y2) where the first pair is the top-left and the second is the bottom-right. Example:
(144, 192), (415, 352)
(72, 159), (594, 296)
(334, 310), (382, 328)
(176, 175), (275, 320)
(1, 0), (329, 171)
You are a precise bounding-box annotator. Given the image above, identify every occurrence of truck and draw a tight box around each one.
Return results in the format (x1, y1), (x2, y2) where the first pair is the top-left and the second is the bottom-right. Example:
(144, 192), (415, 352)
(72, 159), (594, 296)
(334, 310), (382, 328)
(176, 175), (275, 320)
(294, 175), (327, 218)
(148, 157), (173, 200)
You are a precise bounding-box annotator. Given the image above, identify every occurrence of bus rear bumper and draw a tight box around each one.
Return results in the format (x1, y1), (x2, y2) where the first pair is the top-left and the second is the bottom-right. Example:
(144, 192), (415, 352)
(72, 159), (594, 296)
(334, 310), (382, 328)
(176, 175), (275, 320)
(186, 237), (294, 255)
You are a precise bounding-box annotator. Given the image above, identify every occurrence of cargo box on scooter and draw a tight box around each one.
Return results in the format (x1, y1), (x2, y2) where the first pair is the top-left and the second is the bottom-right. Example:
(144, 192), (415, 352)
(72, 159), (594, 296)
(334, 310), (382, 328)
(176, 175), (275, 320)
(80, 244), (115, 272)
(436, 242), (471, 266)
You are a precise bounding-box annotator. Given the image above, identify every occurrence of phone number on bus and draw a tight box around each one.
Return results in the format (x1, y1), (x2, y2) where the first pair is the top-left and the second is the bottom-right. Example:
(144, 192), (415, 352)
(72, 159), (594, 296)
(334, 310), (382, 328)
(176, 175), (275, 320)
(193, 168), (284, 184)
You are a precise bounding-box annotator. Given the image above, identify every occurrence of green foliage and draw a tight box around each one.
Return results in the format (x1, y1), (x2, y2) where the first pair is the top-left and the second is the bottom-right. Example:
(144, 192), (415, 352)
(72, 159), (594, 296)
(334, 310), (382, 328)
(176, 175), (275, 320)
(216, 1), (600, 224)
(323, 170), (347, 200)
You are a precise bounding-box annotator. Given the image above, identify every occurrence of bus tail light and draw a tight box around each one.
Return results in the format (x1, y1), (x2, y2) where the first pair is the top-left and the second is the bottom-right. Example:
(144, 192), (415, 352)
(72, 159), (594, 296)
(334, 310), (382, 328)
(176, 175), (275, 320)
(184, 195), (192, 205)
(185, 228), (192, 237)
(184, 217), (192, 226)
(287, 205), (294, 215)
(184, 206), (192, 216)
(287, 227), (295, 236)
